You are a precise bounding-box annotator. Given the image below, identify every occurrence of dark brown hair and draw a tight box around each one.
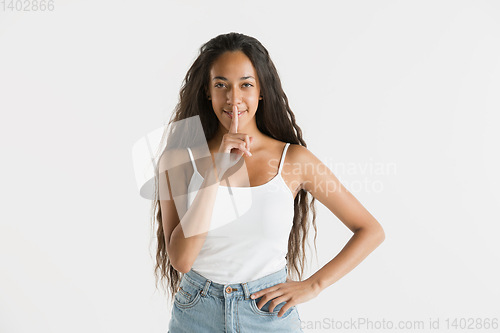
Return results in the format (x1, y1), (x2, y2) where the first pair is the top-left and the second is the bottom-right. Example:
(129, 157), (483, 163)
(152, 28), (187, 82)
(151, 32), (317, 303)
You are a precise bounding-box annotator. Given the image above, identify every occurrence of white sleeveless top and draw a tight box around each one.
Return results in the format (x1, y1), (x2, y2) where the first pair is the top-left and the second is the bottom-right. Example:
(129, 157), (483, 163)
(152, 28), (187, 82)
(185, 143), (295, 284)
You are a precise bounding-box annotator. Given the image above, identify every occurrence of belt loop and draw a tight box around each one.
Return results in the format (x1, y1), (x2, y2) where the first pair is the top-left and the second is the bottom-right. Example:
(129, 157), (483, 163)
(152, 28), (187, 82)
(201, 279), (211, 297)
(242, 282), (250, 300)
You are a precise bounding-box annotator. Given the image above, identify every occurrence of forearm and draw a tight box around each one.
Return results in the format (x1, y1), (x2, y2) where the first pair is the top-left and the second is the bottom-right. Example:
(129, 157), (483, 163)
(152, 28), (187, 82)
(306, 225), (385, 293)
(169, 163), (221, 272)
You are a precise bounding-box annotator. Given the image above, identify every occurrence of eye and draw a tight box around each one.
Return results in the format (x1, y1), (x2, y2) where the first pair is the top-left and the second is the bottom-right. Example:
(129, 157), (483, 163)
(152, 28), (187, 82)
(214, 83), (226, 88)
(242, 83), (253, 88)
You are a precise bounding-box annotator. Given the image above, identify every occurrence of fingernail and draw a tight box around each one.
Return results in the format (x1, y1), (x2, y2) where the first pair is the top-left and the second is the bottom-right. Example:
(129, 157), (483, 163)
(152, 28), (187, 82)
(250, 294), (255, 299)
(248, 151), (252, 156)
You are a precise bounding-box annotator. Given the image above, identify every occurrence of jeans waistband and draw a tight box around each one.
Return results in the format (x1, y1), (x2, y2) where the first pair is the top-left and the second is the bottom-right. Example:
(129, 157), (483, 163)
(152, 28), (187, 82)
(183, 266), (288, 299)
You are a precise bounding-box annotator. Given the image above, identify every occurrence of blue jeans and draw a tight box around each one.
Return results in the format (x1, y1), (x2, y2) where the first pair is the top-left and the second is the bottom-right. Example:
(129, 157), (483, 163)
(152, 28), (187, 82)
(168, 265), (304, 332)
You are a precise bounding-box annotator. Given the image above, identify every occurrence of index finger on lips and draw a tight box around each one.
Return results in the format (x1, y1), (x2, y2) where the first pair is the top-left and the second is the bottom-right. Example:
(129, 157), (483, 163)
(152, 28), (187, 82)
(229, 105), (238, 134)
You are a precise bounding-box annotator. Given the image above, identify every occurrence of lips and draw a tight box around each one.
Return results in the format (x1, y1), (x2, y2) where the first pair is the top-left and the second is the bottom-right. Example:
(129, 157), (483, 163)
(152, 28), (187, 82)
(223, 110), (246, 118)
(223, 109), (246, 113)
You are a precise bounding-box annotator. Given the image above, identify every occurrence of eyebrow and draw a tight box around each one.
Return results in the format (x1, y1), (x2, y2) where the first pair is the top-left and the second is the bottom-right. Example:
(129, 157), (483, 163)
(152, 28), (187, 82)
(212, 76), (255, 81)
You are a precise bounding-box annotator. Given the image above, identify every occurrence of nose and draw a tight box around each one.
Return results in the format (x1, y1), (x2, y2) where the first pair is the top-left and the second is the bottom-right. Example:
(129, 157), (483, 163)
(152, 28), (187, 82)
(226, 87), (242, 105)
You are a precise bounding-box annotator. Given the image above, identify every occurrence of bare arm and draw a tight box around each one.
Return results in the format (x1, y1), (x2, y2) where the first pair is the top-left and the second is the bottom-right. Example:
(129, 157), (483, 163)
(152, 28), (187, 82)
(296, 145), (385, 292)
(159, 150), (221, 274)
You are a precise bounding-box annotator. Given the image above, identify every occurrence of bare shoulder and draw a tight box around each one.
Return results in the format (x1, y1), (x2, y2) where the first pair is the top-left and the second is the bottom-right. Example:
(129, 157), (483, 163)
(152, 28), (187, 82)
(285, 143), (324, 191)
(157, 148), (189, 188)
(286, 143), (317, 166)
(158, 147), (188, 168)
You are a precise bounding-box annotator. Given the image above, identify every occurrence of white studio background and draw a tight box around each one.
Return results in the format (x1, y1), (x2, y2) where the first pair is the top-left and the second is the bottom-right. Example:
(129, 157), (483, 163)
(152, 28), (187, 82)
(1, 1), (499, 332)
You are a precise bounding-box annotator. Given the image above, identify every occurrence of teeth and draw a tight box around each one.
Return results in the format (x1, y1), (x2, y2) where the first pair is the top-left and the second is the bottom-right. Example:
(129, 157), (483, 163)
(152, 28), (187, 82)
(226, 111), (243, 115)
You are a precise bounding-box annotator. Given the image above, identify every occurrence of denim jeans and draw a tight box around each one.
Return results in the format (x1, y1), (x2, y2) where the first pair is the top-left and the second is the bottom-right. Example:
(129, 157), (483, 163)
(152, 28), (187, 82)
(168, 265), (304, 332)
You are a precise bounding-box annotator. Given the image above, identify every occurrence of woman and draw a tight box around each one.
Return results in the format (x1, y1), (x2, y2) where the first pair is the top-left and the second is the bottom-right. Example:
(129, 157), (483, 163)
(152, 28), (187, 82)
(151, 32), (385, 332)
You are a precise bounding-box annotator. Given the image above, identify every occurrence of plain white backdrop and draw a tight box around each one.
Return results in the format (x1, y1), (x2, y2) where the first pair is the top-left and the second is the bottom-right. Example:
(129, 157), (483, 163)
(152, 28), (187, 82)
(1, 0), (499, 332)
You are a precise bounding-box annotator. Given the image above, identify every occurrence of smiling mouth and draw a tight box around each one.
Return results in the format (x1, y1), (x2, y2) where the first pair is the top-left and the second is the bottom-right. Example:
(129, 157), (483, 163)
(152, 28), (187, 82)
(223, 110), (246, 118)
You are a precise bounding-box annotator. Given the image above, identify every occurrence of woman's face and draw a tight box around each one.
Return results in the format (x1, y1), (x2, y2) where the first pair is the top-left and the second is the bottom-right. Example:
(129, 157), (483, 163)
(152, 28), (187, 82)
(207, 51), (261, 130)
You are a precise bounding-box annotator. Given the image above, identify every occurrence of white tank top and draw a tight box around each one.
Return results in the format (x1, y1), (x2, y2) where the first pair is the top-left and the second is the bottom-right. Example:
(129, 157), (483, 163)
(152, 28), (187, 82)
(185, 143), (294, 284)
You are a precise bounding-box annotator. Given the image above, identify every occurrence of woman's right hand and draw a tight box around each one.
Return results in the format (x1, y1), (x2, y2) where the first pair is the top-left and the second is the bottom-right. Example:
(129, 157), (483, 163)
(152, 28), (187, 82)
(213, 105), (254, 182)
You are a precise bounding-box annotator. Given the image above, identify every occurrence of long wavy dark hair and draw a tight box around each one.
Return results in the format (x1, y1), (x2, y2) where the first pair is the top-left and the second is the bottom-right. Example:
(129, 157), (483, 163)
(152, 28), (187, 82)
(151, 32), (317, 303)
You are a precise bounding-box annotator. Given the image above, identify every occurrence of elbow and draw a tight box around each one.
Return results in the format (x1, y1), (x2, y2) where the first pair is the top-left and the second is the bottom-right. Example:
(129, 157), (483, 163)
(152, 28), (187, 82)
(174, 262), (192, 274)
(166, 245), (192, 274)
(170, 257), (191, 274)
(354, 222), (386, 243)
(357, 224), (385, 245)
(368, 219), (386, 244)
(375, 226), (386, 244)
(169, 253), (193, 274)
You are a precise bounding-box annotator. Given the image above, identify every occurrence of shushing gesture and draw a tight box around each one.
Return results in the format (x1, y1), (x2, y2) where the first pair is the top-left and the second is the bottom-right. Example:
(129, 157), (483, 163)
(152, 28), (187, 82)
(213, 105), (254, 182)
